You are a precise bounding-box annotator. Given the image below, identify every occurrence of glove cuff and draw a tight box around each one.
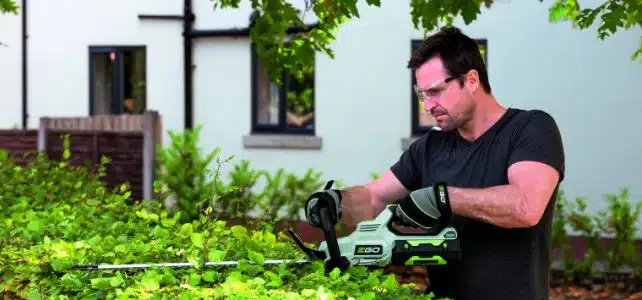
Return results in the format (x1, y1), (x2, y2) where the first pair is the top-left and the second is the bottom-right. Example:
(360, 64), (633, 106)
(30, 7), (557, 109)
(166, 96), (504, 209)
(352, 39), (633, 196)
(433, 182), (453, 222)
(327, 189), (342, 220)
(304, 189), (342, 227)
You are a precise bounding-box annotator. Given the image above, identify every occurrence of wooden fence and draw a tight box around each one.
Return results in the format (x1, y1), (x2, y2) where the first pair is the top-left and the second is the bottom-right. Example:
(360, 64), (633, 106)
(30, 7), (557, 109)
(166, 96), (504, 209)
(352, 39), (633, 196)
(0, 111), (162, 201)
(0, 129), (39, 165)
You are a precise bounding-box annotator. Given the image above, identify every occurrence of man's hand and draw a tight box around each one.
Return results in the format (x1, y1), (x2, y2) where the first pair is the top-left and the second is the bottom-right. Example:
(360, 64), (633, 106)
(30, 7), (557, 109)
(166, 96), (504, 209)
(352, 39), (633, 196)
(305, 188), (342, 228)
(308, 171), (412, 231)
(395, 183), (453, 230)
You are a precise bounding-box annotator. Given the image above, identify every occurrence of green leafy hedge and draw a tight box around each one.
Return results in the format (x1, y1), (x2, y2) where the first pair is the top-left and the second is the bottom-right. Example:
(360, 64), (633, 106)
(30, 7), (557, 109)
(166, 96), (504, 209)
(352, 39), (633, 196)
(2, 127), (640, 299)
(551, 188), (642, 284)
(0, 135), (435, 299)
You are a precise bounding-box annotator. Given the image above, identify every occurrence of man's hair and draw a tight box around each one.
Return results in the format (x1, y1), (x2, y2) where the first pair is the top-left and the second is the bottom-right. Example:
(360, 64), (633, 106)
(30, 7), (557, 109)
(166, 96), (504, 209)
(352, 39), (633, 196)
(408, 27), (491, 93)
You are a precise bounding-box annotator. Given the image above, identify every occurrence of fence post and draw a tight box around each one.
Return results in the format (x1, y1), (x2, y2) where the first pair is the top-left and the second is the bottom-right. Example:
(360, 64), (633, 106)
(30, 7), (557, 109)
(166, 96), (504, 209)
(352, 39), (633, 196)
(37, 117), (49, 152)
(143, 111), (160, 200)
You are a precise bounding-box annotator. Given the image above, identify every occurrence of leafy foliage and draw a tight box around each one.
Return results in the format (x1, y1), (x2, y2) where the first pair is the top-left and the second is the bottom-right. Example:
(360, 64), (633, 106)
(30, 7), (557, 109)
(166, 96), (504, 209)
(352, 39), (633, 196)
(210, 0), (642, 85)
(154, 125), (330, 225)
(2, 0), (639, 82)
(0, 0), (18, 14)
(0, 0), (19, 46)
(154, 125), (230, 223)
(551, 187), (642, 284)
(546, 0), (642, 61)
(0, 136), (435, 299)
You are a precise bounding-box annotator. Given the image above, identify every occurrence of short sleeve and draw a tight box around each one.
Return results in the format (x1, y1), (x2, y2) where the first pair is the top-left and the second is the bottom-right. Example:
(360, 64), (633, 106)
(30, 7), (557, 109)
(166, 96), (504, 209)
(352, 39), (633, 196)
(390, 135), (427, 191)
(508, 110), (565, 182)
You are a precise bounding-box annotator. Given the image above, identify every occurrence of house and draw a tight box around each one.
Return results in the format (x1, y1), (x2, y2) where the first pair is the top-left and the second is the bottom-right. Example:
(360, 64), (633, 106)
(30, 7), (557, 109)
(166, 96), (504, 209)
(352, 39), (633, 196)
(1, 0), (641, 230)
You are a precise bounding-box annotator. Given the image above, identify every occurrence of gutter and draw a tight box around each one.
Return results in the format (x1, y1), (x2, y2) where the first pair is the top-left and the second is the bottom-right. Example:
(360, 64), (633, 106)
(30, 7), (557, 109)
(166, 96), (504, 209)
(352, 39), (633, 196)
(138, 6), (318, 130)
(21, 0), (28, 129)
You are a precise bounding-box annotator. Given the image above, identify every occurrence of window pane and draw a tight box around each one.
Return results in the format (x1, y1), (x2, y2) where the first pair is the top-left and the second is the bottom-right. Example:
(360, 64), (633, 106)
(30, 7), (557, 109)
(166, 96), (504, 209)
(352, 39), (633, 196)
(91, 52), (114, 115)
(286, 71), (314, 130)
(256, 59), (280, 126)
(122, 48), (146, 114)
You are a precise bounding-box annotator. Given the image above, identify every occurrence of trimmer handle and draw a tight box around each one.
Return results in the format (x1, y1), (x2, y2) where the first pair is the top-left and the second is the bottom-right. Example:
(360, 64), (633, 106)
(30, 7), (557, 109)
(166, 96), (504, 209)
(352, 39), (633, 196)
(315, 180), (350, 272)
(319, 206), (349, 272)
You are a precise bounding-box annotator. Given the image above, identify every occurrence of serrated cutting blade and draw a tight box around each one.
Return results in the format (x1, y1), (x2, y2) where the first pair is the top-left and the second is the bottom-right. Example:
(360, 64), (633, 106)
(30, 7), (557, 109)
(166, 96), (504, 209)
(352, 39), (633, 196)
(70, 259), (311, 271)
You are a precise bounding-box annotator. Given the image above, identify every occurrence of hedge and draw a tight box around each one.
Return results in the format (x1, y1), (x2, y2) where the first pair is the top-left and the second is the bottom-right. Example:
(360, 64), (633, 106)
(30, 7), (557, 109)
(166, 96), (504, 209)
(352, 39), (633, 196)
(2, 126), (641, 299)
(0, 134), (436, 299)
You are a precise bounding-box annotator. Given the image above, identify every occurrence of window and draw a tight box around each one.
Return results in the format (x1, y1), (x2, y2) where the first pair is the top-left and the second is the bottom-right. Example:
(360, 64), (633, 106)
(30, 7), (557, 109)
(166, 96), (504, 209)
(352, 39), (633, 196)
(250, 43), (315, 135)
(89, 46), (147, 115)
(410, 39), (487, 136)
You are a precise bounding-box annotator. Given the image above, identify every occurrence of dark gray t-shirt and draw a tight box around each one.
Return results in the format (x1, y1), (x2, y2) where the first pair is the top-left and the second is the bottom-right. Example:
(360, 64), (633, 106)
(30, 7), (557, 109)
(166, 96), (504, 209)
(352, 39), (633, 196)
(390, 108), (565, 300)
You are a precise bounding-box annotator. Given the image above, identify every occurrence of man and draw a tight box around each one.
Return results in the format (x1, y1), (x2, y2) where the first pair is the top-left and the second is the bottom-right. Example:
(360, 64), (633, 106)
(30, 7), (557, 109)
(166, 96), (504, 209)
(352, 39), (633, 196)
(305, 27), (565, 299)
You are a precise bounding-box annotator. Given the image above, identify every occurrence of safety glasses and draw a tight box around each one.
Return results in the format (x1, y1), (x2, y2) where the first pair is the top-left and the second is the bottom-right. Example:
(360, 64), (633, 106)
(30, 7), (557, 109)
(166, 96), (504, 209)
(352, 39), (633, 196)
(414, 74), (462, 102)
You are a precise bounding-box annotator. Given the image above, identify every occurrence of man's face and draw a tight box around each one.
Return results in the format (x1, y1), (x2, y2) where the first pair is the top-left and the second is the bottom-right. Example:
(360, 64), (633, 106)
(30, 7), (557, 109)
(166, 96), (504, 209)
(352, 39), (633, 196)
(414, 57), (474, 131)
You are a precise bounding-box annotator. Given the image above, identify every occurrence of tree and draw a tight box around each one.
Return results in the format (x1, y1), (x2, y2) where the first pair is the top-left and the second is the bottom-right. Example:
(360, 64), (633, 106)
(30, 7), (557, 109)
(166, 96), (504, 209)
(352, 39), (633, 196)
(0, 0), (18, 14)
(0, 0), (18, 47)
(214, 0), (641, 84)
(2, 0), (640, 83)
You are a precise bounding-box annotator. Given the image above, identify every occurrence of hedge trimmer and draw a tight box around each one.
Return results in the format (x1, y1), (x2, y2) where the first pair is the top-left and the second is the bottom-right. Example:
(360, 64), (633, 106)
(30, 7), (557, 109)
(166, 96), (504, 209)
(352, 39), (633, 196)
(71, 182), (462, 273)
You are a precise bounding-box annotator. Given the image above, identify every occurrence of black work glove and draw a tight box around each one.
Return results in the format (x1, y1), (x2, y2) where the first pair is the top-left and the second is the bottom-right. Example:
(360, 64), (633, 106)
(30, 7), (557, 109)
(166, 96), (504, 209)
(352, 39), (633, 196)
(305, 188), (342, 228)
(394, 182), (453, 230)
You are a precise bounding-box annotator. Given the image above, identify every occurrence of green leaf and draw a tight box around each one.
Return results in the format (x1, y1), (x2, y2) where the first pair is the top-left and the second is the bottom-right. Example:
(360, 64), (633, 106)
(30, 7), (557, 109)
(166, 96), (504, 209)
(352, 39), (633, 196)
(90, 277), (112, 290)
(190, 232), (204, 249)
(381, 274), (399, 291)
(140, 276), (160, 290)
(358, 292), (377, 300)
(208, 249), (226, 262)
(60, 273), (83, 289)
(148, 213), (159, 223)
(188, 274), (201, 286)
(460, 0), (482, 24)
(110, 274), (125, 287)
(63, 149), (70, 160)
(247, 249), (265, 265)
(202, 270), (219, 283)
(27, 289), (41, 300)
(263, 231), (276, 244)
(27, 219), (45, 235)
(329, 267), (341, 280)
(230, 225), (247, 240)
(0, 0), (20, 15)
(49, 259), (72, 271)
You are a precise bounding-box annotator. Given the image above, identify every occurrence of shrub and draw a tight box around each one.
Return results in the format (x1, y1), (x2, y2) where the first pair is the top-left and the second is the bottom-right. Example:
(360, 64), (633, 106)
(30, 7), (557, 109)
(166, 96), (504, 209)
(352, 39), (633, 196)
(0, 135), (434, 299)
(154, 125), (225, 223)
(154, 126), (335, 227)
(551, 187), (642, 284)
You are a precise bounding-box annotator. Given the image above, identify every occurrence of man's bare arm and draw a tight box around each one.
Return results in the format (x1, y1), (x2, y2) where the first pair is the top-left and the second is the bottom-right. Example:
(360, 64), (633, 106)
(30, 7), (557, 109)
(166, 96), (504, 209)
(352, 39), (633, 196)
(339, 171), (410, 226)
(448, 161), (560, 228)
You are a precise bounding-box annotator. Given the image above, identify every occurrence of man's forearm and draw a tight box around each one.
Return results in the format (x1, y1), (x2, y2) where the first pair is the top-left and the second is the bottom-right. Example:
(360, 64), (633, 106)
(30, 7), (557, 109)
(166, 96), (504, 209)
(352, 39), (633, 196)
(338, 185), (383, 227)
(341, 185), (382, 212)
(447, 185), (538, 228)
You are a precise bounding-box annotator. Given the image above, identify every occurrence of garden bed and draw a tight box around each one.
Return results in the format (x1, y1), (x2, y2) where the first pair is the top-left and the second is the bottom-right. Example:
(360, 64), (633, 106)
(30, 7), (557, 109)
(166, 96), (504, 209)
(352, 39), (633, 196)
(549, 270), (642, 300)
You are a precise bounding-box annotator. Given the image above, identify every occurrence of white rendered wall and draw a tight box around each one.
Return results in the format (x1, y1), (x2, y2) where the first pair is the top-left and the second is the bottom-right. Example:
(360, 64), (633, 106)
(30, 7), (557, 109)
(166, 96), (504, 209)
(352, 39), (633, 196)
(0, 0), (640, 230)
(192, 0), (642, 229)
